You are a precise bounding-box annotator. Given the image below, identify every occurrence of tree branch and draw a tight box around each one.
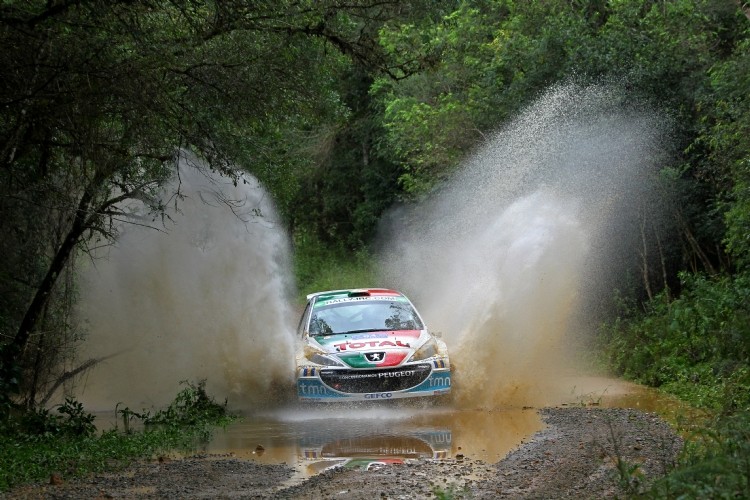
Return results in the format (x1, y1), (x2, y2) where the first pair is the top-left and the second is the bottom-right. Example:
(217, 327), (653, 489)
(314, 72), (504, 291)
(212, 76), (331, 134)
(39, 352), (121, 406)
(737, 1), (750, 21)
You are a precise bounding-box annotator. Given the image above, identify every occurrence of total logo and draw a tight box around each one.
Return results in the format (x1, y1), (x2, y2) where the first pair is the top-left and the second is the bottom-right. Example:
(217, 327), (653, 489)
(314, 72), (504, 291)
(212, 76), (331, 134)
(334, 340), (410, 351)
(364, 392), (393, 399)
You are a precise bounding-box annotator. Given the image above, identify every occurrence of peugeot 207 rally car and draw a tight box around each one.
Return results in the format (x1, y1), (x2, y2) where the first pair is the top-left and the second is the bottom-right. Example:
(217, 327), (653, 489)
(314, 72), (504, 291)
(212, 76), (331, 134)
(296, 289), (451, 401)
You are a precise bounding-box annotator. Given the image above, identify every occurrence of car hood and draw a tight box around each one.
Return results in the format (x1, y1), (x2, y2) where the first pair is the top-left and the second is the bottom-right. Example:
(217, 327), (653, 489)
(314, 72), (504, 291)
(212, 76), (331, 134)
(308, 330), (426, 368)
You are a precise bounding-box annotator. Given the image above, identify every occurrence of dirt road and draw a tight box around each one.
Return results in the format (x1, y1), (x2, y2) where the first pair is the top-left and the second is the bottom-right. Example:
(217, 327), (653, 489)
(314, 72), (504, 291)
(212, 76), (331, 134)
(8, 406), (681, 499)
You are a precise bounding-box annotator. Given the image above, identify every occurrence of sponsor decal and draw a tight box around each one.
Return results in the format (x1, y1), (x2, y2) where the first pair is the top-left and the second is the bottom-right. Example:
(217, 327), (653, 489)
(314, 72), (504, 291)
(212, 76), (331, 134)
(314, 331), (421, 347)
(364, 393), (393, 399)
(315, 296), (407, 308)
(351, 332), (389, 340)
(379, 370), (415, 378)
(313, 295), (408, 309)
(298, 380), (340, 397)
(334, 340), (411, 351)
(428, 375), (451, 388)
(332, 370), (415, 381)
(429, 432), (452, 445)
(340, 351), (407, 368)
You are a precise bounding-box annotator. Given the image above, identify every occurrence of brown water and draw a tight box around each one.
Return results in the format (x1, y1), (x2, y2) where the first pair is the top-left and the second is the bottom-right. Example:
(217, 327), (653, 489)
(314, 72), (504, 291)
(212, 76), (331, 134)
(188, 376), (696, 482)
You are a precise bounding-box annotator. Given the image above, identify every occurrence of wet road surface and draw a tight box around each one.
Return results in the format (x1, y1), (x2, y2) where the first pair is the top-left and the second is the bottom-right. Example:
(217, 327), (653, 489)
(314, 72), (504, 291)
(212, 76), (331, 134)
(195, 376), (694, 485)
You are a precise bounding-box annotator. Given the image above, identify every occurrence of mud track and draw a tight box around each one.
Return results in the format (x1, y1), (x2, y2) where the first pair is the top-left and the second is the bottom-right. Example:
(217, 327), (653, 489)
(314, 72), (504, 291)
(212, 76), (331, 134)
(8, 407), (682, 499)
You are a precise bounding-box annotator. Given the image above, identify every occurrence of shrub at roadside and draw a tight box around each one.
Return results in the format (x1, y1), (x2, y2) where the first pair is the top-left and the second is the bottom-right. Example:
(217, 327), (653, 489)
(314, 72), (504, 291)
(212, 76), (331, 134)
(648, 412), (750, 498)
(602, 272), (750, 413)
(0, 380), (232, 491)
(143, 379), (231, 428)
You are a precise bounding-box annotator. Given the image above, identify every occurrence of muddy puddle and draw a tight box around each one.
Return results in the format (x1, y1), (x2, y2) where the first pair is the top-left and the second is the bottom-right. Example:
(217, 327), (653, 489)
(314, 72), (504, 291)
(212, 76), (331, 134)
(173, 376), (697, 484)
(201, 405), (537, 478)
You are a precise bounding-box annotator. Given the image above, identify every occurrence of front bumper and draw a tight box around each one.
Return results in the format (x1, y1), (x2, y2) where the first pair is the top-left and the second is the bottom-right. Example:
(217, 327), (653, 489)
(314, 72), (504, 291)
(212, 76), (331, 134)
(297, 360), (451, 401)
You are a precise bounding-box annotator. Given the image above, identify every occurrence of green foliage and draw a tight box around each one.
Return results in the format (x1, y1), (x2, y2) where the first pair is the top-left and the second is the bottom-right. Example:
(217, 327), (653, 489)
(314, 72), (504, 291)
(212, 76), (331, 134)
(700, 32), (750, 269)
(0, 345), (20, 417)
(647, 411), (750, 498)
(0, 0), (416, 404)
(2, 398), (96, 441)
(601, 272), (750, 498)
(372, 0), (737, 199)
(0, 382), (232, 491)
(0, 423), (212, 491)
(293, 231), (378, 299)
(432, 484), (469, 500)
(602, 272), (750, 413)
(374, 1), (542, 194)
(369, 0), (745, 288)
(143, 380), (230, 428)
(286, 63), (404, 249)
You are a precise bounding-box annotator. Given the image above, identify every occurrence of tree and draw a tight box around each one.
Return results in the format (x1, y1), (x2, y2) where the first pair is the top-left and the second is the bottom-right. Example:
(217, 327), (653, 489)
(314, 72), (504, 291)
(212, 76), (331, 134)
(0, 0), (413, 407)
(373, 0), (595, 195)
(373, 0), (746, 284)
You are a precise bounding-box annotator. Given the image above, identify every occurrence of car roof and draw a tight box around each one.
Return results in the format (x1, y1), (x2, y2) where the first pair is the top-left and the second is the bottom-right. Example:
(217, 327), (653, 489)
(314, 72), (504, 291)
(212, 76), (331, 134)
(305, 288), (403, 302)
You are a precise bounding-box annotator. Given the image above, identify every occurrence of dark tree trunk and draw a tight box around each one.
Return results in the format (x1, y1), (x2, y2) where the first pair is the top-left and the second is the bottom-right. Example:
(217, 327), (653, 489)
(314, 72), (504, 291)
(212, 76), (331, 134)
(2, 169), (107, 375)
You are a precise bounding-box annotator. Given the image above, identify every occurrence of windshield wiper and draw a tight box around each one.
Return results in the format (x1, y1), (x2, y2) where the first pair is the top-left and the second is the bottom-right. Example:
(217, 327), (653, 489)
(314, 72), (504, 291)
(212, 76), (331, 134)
(340, 328), (385, 334)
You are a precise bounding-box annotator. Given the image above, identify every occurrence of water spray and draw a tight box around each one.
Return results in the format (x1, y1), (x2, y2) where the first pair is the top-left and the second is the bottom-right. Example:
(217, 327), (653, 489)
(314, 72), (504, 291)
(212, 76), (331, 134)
(377, 83), (671, 408)
(76, 155), (296, 409)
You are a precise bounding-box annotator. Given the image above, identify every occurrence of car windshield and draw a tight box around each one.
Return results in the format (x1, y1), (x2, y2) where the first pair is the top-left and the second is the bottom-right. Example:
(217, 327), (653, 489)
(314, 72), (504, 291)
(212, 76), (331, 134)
(309, 299), (424, 336)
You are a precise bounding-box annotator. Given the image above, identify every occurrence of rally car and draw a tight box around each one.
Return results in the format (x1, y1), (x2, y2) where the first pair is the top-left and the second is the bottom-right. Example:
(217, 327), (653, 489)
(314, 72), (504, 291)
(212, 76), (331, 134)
(295, 288), (451, 401)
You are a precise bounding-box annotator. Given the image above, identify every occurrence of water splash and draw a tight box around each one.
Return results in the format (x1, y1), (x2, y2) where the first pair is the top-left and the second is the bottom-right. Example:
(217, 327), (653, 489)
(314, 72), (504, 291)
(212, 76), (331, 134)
(378, 83), (671, 408)
(76, 156), (296, 409)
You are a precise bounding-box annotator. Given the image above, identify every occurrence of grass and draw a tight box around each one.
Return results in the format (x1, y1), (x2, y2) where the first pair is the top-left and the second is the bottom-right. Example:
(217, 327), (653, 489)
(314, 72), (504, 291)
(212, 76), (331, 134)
(0, 425), (208, 490)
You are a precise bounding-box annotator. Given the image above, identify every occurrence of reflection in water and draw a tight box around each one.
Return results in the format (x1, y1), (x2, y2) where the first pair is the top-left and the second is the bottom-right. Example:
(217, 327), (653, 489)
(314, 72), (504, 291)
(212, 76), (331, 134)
(201, 405), (543, 480)
(316, 434), (447, 459)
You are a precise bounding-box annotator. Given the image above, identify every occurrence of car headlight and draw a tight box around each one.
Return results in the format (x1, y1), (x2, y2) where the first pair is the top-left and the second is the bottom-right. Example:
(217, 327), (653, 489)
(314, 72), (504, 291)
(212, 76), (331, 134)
(409, 338), (438, 361)
(304, 346), (343, 367)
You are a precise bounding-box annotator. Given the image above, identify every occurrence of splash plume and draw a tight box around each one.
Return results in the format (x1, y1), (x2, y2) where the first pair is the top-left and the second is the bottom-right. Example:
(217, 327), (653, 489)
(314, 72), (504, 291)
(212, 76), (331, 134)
(77, 156), (296, 409)
(378, 83), (671, 408)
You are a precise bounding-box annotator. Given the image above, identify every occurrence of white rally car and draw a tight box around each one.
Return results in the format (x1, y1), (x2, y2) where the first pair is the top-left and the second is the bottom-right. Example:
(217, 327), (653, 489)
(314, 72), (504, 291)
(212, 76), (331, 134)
(295, 288), (451, 401)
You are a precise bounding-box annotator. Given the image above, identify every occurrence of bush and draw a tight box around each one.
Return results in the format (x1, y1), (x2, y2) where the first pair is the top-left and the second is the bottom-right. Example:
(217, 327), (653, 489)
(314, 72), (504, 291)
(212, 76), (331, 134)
(648, 411), (750, 498)
(143, 379), (230, 427)
(0, 381), (233, 491)
(601, 272), (750, 413)
(602, 274), (750, 497)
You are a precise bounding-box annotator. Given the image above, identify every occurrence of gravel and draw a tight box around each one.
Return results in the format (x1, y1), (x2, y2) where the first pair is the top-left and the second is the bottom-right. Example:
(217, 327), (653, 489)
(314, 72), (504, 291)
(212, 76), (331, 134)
(6, 407), (682, 499)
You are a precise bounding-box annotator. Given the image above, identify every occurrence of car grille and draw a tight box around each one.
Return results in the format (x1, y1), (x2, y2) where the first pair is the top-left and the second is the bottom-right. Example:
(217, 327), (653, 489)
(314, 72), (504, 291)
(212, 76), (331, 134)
(319, 364), (432, 394)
